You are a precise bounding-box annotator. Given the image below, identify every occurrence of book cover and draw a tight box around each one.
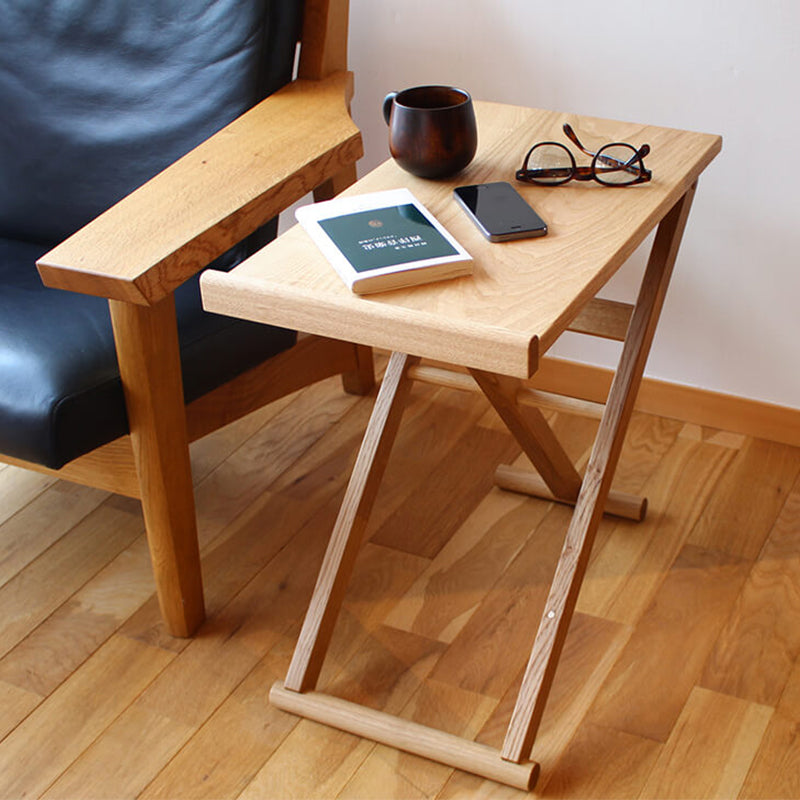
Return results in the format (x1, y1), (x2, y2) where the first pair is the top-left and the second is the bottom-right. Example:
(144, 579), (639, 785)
(295, 188), (472, 294)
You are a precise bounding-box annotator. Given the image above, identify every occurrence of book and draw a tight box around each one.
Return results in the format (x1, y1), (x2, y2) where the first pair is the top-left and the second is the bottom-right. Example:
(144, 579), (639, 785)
(295, 188), (473, 294)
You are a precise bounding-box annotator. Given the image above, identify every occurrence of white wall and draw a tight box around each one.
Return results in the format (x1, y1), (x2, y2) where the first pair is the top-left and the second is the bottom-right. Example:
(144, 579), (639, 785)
(346, 0), (800, 410)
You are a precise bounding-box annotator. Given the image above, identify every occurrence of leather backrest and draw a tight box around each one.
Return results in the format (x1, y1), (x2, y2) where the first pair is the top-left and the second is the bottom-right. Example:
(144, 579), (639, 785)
(0, 0), (303, 245)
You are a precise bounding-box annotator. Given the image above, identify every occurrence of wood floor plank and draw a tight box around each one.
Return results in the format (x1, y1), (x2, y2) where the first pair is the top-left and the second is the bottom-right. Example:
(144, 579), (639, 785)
(701, 482), (800, 706)
(541, 722), (660, 799)
(41, 705), (193, 800)
(739, 659), (800, 799)
(687, 437), (800, 560)
(477, 612), (629, 772)
(98, 512), (428, 798)
(0, 480), (109, 589)
(0, 494), (144, 661)
(0, 635), (174, 799)
(0, 465), (56, 527)
(241, 626), (446, 800)
(1, 362), (798, 798)
(640, 686), (773, 799)
(136, 657), (295, 800)
(337, 680), (495, 800)
(427, 503), (575, 700)
(0, 535), (154, 696)
(577, 435), (735, 625)
(190, 375), (365, 552)
(0, 679), (40, 742)
(587, 544), (751, 742)
(120, 382), (374, 645)
(384, 489), (549, 644)
(609, 412), (684, 494)
(370, 411), (521, 559)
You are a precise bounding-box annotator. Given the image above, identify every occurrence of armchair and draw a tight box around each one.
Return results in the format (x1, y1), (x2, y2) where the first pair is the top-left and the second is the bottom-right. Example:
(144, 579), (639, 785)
(0, 0), (373, 637)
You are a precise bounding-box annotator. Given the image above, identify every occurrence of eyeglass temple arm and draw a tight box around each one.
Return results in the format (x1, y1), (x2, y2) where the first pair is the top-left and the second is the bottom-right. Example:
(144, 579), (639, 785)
(563, 122), (651, 166)
(562, 123), (596, 158)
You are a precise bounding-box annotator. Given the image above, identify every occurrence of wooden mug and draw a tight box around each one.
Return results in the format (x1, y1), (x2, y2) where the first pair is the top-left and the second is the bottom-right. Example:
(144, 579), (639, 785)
(382, 86), (478, 179)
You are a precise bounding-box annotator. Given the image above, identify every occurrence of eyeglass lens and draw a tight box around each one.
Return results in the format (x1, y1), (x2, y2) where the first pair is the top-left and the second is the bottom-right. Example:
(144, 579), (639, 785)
(526, 143), (575, 185)
(594, 144), (643, 185)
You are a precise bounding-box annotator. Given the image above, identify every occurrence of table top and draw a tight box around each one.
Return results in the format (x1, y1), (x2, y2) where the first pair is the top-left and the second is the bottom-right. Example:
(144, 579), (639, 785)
(201, 102), (721, 379)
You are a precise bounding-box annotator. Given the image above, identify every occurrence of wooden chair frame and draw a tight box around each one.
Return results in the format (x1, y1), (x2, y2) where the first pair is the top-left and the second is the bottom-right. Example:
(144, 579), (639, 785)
(2, 0), (373, 638)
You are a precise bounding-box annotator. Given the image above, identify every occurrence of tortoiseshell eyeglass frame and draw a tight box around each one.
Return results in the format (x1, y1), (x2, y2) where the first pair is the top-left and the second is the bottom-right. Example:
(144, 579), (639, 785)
(516, 123), (652, 187)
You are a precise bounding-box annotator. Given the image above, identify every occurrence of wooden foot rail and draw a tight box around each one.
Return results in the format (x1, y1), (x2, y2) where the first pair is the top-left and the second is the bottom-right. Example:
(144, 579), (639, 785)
(407, 364), (606, 420)
(270, 682), (539, 791)
(495, 464), (647, 521)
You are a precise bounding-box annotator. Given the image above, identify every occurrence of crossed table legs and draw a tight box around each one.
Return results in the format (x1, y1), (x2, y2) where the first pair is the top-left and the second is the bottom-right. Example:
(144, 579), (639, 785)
(270, 185), (697, 790)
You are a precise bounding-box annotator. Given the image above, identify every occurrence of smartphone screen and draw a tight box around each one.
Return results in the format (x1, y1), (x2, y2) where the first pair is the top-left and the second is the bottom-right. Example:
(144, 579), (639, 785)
(453, 181), (547, 242)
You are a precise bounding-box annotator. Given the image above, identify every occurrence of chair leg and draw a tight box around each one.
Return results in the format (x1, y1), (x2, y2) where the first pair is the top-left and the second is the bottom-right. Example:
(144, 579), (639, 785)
(341, 344), (375, 395)
(109, 296), (205, 637)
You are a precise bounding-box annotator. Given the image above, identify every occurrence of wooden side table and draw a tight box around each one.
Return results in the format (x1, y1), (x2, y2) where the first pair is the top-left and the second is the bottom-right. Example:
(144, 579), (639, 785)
(201, 101), (721, 790)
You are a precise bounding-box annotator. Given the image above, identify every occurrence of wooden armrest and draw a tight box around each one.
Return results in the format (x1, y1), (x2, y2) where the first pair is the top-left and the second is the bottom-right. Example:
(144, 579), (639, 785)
(36, 71), (362, 306)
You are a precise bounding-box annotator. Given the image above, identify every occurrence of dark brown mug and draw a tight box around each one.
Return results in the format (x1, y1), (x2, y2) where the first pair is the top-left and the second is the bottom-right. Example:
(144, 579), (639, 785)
(382, 85), (478, 179)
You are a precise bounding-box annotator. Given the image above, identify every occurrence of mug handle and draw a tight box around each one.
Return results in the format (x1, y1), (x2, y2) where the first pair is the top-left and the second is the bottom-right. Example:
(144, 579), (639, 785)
(382, 91), (397, 125)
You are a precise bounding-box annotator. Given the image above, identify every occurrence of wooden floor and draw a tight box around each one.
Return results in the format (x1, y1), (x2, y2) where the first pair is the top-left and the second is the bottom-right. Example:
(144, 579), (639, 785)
(1, 359), (799, 799)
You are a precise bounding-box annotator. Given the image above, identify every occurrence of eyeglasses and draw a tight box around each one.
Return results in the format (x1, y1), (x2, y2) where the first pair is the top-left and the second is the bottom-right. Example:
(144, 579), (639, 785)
(516, 123), (652, 187)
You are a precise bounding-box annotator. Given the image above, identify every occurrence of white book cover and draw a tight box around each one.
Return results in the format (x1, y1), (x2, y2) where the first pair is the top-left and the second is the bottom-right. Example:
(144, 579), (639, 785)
(295, 188), (472, 294)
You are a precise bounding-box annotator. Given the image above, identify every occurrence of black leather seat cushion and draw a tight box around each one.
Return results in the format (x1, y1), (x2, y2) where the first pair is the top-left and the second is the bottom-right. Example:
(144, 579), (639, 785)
(0, 236), (296, 468)
(0, 1), (304, 469)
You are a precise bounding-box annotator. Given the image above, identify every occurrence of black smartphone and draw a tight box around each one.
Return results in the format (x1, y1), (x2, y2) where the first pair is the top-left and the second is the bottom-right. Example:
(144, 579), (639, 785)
(453, 181), (547, 242)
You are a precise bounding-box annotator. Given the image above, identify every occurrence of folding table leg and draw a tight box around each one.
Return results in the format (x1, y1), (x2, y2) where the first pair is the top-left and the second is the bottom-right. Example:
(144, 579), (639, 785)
(283, 350), (420, 693)
(501, 183), (698, 763)
(469, 369), (583, 502)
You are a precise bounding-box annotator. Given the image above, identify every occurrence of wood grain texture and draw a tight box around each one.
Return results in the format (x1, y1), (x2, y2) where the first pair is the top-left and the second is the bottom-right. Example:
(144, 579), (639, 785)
(700, 483), (800, 706)
(0, 636), (174, 800)
(298, 0), (349, 79)
(284, 352), (420, 692)
(1, 440), (140, 498)
(0, 364), (797, 797)
(502, 186), (698, 763)
(110, 297), (204, 637)
(201, 106), (720, 378)
(470, 369), (582, 501)
(641, 686), (773, 799)
(587, 544), (751, 742)
(37, 71), (362, 305)
(270, 682), (539, 791)
(529, 353), (800, 448)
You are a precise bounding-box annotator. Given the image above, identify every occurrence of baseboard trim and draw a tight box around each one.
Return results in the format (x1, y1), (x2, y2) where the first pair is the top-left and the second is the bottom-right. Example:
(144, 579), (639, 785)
(528, 357), (800, 448)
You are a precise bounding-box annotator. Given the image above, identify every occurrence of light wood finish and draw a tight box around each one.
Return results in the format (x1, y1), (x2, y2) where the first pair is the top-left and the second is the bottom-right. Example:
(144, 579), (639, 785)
(202, 105), (720, 378)
(200, 102), (722, 787)
(298, 0), (350, 80)
(109, 297), (204, 638)
(567, 297), (633, 341)
(407, 363), (607, 419)
(36, 70), (362, 306)
(469, 369), (582, 502)
(270, 681), (539, 791)
(494, 464), (647, 521)
(0, 441), (140, 499)
(502, 184), (698, 763)
(532, 354), (800, 448)
(284, 351), (420, 692)
(0, 369), (799, 798)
